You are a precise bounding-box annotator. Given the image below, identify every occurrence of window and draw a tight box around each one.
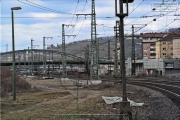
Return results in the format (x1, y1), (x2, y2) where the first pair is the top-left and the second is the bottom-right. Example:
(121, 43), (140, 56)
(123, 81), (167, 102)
(162, 42), (166, 44)
(150, 53), (156, 56)
(143, 38), (148, 40)
(170, 53), (173, 56)
(162, 53), (167, 56)
(143, 54), (148, 57)
(143, 49), (147, 51)
(162, 48), (166, 50)
(170, 47), (173, 50)
(150, 49), (156, 51)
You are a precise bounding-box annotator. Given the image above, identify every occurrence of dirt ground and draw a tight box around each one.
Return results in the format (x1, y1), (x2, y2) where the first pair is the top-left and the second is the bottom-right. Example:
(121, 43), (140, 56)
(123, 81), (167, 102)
(1, 77), (180, 120)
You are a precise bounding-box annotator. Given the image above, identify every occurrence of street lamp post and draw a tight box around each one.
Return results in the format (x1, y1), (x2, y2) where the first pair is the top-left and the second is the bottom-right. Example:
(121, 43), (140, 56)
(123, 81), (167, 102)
(31, 39), (34, 75)
(11, 6), (22, 101)
(6, 44), (8, 62)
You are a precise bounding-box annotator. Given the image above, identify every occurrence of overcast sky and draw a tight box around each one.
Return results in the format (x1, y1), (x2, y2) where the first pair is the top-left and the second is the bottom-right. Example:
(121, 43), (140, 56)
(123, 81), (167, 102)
(0, 0), (179, 52)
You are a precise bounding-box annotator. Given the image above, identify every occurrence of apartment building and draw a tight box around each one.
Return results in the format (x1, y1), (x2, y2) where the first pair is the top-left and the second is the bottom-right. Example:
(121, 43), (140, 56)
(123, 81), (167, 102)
(173, 37), (180, 59)
(156, 33), (180, 59)
(142, 33), (169, 59)
(156, 34), (172, 59)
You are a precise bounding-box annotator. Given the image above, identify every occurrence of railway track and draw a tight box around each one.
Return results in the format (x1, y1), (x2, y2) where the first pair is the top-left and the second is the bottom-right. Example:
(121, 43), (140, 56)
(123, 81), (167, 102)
(128, 78), (180, 108)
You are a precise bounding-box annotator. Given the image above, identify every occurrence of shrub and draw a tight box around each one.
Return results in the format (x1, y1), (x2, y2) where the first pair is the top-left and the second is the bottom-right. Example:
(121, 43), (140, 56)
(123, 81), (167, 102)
(136, 72), (147, 77)
(0, 67), (31, 97)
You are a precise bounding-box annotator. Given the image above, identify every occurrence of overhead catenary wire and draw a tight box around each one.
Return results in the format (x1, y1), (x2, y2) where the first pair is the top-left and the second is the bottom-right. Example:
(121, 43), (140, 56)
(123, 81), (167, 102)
(70, 0), (79, 22)
(125, 0), (145, 21)
(65, 0), (80, 34)
(125, 1), (179, 33)
(126, 0), (178, 25)
(156, 0), (180, 32)
(67, 0), (88, 41)
(1, 0), (179, 52)
(17, 0), (73, 15)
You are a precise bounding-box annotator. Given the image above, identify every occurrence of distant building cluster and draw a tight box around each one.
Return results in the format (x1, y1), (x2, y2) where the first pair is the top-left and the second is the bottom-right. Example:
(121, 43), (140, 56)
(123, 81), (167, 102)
(114, 32), (180, 76)
(141, 32), (180, 59)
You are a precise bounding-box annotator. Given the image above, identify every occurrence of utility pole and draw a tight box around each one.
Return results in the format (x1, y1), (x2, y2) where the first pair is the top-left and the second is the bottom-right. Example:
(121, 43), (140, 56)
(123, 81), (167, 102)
(6, 44), (8, 62)
(31, 39), (39, 76)
(75, 0), (99, 80)
(43, 37), (53, 78)
(23, 49), (26, 69)
(114, 21), (120, 80)
(131, 24), (146, 76)
(131, 25), (135, 76)
(31, 39), (34, 75)
(115, 0), (134, 119)
(18, 52), (20, 73)
(28, 47), (30, 75)
(43, 37), (46, 78)
(62, 24), (76, 78)
(85, 45), (90, 76)
(108, 40), (111, 75)
(90, 0), (99, 80)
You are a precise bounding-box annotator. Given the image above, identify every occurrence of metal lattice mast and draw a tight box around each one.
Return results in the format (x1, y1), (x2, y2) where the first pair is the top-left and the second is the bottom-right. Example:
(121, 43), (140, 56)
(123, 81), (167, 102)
(43, 37), (53, 78)
(43, 37), (46, 77)
(62, 24), (66, 78)
(114, 21), (121, 80)
(85, 45), (90, 76)
(131, 25), (135, 76)
(31, 39), (33, 75)
(31, 38), (39, 76)
(28, 47), (30, 75)
(108, 40), (111, 75)
(62, 24), (76, 78)
(90, 0), (99, 80)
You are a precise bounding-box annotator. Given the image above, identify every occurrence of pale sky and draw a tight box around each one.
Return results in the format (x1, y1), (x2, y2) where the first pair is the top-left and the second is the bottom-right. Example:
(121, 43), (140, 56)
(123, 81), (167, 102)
(0, 0), (180, 52)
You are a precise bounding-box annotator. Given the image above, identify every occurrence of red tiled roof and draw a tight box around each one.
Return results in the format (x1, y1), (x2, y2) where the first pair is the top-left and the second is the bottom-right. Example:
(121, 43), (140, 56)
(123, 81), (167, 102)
(161, 33), (180, 41)
(142, 33), (169, 38)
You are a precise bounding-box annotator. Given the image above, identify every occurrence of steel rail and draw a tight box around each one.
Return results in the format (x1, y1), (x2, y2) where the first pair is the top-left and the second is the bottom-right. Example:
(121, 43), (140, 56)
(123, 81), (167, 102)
(128, 80), (180, 107)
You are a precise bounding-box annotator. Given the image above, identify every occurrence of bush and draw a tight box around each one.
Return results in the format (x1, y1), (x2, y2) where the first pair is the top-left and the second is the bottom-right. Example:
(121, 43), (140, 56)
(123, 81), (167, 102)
(136, 72), (147, 77)
(0, 67), (31, 97)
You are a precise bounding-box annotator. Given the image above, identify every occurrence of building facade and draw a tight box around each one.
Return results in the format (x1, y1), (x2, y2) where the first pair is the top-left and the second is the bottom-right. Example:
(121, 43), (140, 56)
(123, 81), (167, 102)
(142, 33), (180, 59)
(173, 37), (180, 59)
(142, 33), (168, 59)
(155, 35), (173, 59)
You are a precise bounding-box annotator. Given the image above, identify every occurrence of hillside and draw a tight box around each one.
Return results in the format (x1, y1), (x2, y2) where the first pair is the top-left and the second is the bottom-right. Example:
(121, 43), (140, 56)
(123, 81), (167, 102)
(48, 36), (116, 60)
(47, 36), (143, 60)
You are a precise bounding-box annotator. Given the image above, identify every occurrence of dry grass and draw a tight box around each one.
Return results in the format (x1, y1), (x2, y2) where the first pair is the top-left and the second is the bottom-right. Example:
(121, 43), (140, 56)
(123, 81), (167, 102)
(1, 76), (179, 120)
(0, 67), (31, 97)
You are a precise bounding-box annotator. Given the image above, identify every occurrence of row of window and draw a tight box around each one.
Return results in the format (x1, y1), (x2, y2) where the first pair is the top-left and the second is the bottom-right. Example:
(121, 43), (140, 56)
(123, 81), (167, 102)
(162, 47), (173, 50)
(162, 41), (173, 44)
(162, 53), (173, 56)
(143, 47), (173, 51)
(143, 53), (173, 57)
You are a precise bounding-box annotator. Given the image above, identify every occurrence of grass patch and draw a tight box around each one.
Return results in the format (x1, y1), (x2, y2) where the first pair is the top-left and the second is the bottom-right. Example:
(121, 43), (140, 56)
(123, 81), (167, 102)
(1, 87), (119, 119)
(1, 91), (70, 119)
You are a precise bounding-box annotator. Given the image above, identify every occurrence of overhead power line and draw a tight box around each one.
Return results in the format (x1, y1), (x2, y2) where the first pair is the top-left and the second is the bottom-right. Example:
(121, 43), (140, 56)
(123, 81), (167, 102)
(126, 0), (178, 24)
(17, 0), (73, 15)
(125, 0), (145, 20)
(67, 0), (88, 40)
